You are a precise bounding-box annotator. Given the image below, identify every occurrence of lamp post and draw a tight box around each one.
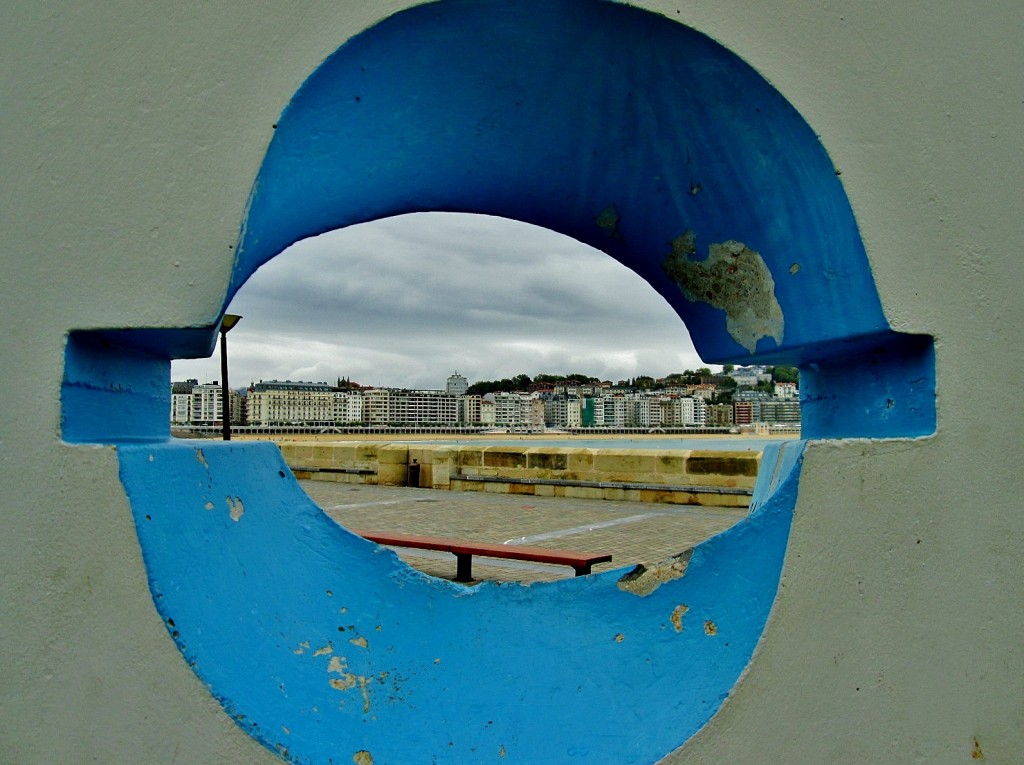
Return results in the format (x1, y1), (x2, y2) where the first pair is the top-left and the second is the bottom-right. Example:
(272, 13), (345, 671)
(219, 314), (242, 440)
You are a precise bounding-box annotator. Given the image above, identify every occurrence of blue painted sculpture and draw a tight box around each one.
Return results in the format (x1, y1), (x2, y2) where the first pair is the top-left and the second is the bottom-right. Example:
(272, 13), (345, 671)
(61, 2), (935, 762)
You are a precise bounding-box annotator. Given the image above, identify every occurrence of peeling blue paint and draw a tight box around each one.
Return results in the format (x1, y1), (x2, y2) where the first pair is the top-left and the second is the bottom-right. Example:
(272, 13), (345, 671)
(232, 0), (890, 363)
(120, 438), (803, 764)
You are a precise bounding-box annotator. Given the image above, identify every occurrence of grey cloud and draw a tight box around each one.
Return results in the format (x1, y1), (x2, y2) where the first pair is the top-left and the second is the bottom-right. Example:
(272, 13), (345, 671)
(173, 213), (707, 389)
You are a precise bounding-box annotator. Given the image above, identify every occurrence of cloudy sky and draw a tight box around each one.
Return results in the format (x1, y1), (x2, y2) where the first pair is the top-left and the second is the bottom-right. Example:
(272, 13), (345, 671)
(171, 213), (711, 390)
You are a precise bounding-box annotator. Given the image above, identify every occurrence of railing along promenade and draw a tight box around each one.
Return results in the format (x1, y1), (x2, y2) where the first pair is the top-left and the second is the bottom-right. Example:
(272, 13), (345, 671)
(174, 424), (759, 437)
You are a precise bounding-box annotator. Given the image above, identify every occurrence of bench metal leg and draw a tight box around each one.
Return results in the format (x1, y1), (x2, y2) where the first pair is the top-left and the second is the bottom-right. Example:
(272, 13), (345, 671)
(455, 553), (473, 582)
(573, 564), (592, 576)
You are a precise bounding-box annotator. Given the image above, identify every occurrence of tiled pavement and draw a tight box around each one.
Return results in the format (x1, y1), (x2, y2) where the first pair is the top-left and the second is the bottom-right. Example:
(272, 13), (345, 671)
(299, 480), (748, 584)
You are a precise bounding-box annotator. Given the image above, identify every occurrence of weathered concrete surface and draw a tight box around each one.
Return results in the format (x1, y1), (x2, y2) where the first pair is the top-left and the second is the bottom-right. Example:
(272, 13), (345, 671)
(299, 481), (744, 585)
(1, 2), (1020, 764)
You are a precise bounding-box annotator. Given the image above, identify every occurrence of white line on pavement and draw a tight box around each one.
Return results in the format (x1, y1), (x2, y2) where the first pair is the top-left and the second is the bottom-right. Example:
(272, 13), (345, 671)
(504, 514), (660, 545)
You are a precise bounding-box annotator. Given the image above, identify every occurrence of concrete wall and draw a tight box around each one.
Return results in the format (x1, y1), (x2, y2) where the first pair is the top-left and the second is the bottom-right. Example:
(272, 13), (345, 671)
(281, 441), (757, 507)
(2, 2), (1020, 764)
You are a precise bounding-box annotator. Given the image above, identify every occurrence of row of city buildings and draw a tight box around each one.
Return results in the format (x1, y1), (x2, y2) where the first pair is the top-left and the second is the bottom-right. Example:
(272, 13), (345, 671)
(171, 370), (801, 430)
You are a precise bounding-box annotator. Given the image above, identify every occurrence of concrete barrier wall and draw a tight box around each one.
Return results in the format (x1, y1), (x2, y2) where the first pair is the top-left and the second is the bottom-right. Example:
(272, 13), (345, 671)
(279, 441), (758, 507)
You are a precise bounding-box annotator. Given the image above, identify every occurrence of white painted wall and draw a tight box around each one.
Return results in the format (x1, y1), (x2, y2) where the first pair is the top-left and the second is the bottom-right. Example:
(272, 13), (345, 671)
(1, 2), (1019, 762)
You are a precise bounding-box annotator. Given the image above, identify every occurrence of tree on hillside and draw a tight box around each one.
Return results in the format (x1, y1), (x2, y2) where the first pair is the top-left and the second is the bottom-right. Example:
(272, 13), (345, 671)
(772, 366), (800, 384)
(466, 373), (533, 395)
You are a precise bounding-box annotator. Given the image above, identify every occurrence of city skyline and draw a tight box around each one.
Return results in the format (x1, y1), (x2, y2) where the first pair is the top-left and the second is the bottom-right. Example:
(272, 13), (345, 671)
(170, 213), (712, 390)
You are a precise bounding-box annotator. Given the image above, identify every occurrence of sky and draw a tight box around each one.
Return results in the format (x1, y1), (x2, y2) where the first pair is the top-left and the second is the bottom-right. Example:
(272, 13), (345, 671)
(171, 213), (712, 390)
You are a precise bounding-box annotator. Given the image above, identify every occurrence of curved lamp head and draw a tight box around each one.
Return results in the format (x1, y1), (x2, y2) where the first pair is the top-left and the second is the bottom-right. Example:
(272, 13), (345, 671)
(219, 313), (242, 334)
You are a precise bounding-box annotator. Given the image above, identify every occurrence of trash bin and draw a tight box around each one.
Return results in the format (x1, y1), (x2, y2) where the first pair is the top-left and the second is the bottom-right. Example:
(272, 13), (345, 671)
(406, 458), (420, 487)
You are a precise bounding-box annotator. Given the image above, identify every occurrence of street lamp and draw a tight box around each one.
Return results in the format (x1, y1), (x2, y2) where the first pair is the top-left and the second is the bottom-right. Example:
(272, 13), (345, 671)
(219, 314), (242, 440)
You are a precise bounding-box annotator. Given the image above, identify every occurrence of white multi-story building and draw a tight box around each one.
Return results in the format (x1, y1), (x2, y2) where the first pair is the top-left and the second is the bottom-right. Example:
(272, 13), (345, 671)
(247, 381), (334, 426)
(446, 372), (469, 397)
(491, 392), (525, 426)
(363, 389), (391, 424)
(170, 394), (192, 425)
(191, 383), (223, 425)
(543, 395), (582, 428)
(170, 379), (196, 425)
(479, 398), (495, 426)
(333, 391), (366, 423)
(388, 390), (458, 424)
(489, 392), (544, 429)
(361, 388), (458, 425)
(655, 395), (707, 426)
(774, 381), (798, 398)
(603, 395), (628, 426)
(633, 396), (655, 427)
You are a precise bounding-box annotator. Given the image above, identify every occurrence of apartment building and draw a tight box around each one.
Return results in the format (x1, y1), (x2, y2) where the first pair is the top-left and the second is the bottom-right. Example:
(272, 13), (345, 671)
(759, 398), (802, 424)
(388, 390), (458, 425)
(479, 398), (495, 426)
(542, 394), (583, 428)
(247, 381), (334, 426)
(191, 383), (224, 425)
(171, 376), (798, 430)
(733, 401), (755, 425)
(459, 394), (483, 424)
(170, 379), (196, 425)
(774, 381), (798, 399)
(363, 388), (391, 424)
(490, 392), (544, 429)
(657, 395), (707, 427)
(333, 391), (366, 423)
(707, 403), (734, 427)
(446, 372), (469, 397)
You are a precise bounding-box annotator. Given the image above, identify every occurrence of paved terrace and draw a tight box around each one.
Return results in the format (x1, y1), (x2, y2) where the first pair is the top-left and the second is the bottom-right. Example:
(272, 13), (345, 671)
(300, 480), (748, 585)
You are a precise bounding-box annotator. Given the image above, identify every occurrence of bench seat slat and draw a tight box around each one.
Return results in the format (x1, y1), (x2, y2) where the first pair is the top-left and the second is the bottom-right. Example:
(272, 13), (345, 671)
(351, 529), (612, 581)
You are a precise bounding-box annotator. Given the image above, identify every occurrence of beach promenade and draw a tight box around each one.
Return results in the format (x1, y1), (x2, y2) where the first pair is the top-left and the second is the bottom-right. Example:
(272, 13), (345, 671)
(300, 479), (747, 584)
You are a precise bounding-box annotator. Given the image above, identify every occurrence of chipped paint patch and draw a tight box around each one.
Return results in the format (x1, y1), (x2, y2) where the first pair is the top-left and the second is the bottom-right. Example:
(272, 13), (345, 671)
(349, 635), (369, 649)
(195, 448), (208, 468)
(353, 750), (374, 765)
(313, 642), (333, 657)
(662, 230), (784, 353)
(203, 501), (215, 511)
(616, 551), (692, 597)
(704, 620), (718, 636)
(614, 633), (624, 643)
(328, 656), (373, 712)
(328, 656), (356, 690)
(293, 641), (310, 656)
(595, 204), (622, 238)
(226, 496), (244, 522)
(671, 604), (689, 633)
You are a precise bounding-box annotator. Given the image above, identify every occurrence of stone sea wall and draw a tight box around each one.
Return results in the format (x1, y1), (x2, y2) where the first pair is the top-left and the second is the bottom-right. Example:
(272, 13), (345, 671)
(280, 441), (758, 507)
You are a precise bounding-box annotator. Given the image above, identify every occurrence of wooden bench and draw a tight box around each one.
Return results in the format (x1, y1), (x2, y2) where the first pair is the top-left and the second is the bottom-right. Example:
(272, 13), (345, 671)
(352, 529), (612, 582)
